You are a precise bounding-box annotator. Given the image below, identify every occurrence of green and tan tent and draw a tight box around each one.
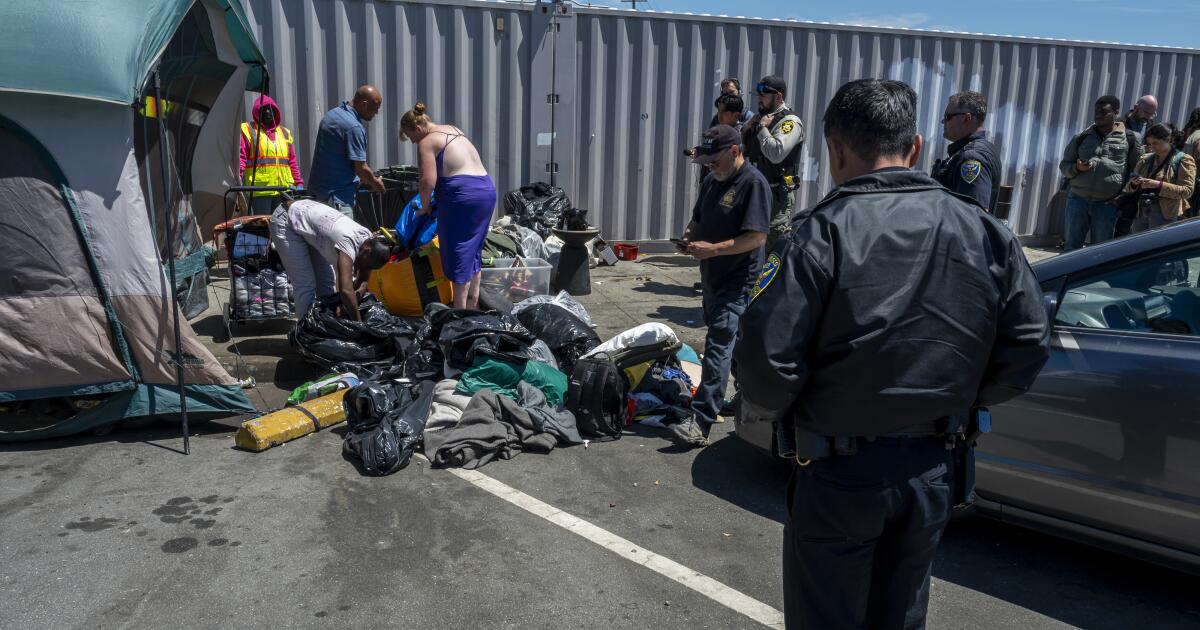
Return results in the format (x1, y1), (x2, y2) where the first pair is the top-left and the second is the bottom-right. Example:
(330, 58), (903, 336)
(0, 0), (267, 440)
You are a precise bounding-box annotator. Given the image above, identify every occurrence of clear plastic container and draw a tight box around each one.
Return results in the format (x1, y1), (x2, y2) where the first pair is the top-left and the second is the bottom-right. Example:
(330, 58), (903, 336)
(479, 257), (552, 302)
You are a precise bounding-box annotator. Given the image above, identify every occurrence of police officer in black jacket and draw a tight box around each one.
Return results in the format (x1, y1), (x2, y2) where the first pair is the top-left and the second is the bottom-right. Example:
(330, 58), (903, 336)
(734, 79), (1049, 629)
(931, 90), (1001, 213)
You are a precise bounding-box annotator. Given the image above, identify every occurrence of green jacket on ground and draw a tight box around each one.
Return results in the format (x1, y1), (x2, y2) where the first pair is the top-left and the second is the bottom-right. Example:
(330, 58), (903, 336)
(1059, 121), (1143, 201)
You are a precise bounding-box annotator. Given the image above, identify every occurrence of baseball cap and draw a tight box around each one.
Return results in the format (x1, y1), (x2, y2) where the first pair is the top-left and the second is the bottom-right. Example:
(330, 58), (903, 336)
(691, 125), (740, 164)
(756, 75), (786, 95)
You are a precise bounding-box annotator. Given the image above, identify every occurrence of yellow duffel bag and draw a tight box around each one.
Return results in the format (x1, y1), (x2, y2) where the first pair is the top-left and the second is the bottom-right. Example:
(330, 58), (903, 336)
(367, 238), (454, 317)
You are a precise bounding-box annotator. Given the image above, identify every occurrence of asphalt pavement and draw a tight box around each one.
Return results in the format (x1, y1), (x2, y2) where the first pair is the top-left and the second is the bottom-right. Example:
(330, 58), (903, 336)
(2, 247), (1197, 629)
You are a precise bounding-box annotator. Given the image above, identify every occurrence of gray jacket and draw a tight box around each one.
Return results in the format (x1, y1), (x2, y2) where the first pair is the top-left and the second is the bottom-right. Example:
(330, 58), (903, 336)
(1059, 122), (1143, 201)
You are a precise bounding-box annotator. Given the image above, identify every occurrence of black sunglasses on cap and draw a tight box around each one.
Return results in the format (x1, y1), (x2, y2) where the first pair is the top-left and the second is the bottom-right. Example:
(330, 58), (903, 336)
(756, 83), (780, 95)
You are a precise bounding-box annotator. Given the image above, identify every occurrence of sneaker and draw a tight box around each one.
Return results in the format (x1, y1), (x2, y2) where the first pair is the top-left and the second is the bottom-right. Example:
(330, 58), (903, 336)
(717, 396), (738, 419)
(668, 416), (710, 448)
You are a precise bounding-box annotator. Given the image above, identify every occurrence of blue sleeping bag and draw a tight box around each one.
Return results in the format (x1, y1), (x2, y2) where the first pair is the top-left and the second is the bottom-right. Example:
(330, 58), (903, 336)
(394, 193), (438, 251)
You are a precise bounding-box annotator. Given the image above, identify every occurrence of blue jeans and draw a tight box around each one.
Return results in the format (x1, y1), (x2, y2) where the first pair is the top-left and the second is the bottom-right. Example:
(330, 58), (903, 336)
(1064, 192), (1117, 251)
(691, 287), (747, 426)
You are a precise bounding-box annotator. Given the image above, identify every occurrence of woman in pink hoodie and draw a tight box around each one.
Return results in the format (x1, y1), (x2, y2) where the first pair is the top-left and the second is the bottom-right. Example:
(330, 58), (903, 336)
(239, 94), (304, 215)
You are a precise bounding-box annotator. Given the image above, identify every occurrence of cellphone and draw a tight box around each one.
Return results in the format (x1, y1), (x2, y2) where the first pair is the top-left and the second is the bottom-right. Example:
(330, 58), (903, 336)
(670, 238), (689, 245)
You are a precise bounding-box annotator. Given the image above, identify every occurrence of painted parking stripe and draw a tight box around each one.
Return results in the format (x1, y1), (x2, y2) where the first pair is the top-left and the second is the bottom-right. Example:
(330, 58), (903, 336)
(448, 468), (786, 629)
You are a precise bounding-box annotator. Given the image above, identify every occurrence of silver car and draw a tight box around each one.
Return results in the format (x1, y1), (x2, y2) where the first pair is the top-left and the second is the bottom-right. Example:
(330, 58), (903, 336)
(735, 220), (1200, 574)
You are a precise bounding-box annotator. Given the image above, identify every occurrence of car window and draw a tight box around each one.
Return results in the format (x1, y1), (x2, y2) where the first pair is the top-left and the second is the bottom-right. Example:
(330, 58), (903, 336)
(1056, 247), (1200, 336)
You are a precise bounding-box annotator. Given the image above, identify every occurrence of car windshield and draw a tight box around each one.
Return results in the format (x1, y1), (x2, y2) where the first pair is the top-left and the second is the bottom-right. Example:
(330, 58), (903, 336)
(1056, 249), (1200, 335)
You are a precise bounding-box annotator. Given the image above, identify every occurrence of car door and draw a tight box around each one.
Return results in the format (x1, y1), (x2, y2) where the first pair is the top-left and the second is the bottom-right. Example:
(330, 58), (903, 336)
(980, 244), (1200, 556)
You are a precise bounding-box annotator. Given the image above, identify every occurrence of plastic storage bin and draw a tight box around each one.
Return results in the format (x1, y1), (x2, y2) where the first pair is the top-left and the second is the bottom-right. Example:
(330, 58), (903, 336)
(480, 257), (552, 302)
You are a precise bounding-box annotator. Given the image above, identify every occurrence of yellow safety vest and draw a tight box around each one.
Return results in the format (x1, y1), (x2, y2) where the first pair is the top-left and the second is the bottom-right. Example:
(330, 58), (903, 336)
(240, 122), (296, 195)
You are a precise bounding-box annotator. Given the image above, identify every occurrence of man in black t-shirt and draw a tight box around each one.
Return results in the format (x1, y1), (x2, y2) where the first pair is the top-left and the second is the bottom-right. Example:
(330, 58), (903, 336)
(672, 125), (771, 446)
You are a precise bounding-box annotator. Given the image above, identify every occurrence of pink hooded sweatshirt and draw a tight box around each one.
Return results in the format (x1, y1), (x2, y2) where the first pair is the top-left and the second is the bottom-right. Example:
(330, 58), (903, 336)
(239, 94), (304, 186)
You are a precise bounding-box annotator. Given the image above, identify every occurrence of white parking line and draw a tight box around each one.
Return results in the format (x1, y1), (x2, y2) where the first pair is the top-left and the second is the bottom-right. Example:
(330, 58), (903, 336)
(448, 468), (786, 629)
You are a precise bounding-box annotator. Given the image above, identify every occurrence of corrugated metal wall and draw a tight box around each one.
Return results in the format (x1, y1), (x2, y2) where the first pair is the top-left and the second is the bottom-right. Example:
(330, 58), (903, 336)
(240, 0), (532, 208)
(241, 0), (1200, 239)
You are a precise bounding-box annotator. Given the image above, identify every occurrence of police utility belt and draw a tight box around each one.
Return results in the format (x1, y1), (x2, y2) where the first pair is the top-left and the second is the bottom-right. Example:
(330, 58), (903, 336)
(775, 409), (993, 506)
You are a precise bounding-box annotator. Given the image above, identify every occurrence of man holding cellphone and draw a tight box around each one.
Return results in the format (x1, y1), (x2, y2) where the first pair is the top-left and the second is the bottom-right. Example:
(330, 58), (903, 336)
(670, 125), (771, 447)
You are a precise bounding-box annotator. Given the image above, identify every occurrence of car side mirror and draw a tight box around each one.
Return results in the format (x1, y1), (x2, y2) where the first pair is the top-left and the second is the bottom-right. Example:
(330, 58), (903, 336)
(1042, 292), (1059, 322)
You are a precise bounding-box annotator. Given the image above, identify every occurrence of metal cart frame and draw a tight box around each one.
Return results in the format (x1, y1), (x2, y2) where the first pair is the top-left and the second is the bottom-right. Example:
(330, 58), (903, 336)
(216, 185), (296, 329)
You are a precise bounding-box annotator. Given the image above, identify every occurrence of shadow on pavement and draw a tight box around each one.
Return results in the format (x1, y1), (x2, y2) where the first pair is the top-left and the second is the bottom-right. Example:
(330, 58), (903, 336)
(0, 417), (238, 453)
(690, 432), (790, 524)
(637, 255), (700, 268)
(632, 281), (698, 299)
(647, 305), (705, 328)
(687, 433), (1200, 627)
(191, 313), (294, 343)
(935, 515), (1200, 629)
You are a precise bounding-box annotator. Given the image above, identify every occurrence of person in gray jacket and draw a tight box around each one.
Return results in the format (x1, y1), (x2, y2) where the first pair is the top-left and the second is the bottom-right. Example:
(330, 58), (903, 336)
(1059, 94), (1143, 251)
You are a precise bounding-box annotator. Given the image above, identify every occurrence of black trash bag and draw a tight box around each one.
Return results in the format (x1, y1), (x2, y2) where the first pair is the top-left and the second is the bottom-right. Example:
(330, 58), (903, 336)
(515, 303), (601, 374)
(478, 286), (514, 314)
(502, 182), (572, 238)
(436, 310), (536, 370)
(344, 381), (399, 430)
(342, 379), (435, 476)
(560, 207), (589, 231)
(289, 294), (417, 372)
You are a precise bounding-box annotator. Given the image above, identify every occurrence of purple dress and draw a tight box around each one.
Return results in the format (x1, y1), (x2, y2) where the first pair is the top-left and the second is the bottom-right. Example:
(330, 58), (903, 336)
(433, 132), (497, 284)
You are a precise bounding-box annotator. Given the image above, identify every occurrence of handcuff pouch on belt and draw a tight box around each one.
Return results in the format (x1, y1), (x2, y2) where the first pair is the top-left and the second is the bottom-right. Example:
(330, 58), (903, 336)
(940, 408), (991, 508)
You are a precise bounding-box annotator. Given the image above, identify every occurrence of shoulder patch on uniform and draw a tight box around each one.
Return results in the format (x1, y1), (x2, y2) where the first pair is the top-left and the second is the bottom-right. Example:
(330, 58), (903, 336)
(751, 252), (782, 302)
(780, 120), (795, 135)
(960, 159), (982, 184)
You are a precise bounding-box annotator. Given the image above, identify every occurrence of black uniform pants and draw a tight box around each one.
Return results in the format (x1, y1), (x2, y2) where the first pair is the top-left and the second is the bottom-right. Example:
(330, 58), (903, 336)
(783, 436), (954, 630)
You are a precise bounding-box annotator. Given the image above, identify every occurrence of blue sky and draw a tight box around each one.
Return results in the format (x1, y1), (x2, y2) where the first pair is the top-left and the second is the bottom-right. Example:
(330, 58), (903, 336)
(603, 0), (1200, 50)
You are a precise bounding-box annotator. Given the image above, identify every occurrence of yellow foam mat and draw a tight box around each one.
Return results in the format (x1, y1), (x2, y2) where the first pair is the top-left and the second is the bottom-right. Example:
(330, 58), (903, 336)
(235, 389), (348, 452)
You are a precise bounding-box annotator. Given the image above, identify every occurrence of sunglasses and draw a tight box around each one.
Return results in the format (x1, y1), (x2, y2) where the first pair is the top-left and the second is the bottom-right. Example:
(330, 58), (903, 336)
(756, 83), (780, 95)
(942, 112), (969, 123)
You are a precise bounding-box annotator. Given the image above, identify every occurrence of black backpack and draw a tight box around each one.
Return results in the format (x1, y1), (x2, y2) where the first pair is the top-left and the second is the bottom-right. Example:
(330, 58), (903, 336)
(565, 353), (627, 440)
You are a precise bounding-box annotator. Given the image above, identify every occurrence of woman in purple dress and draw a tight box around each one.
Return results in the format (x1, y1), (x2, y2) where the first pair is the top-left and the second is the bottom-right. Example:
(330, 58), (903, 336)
(400, 103), (497, 310)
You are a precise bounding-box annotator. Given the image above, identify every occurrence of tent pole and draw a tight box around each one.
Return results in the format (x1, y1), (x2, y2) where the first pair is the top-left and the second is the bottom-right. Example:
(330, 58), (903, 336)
(247, 72), (269, 211)
(155, 69), (190, 455)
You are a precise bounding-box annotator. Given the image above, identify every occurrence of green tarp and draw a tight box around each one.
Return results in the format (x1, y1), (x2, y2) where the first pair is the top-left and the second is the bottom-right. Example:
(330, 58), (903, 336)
(0, 383), (256, 442)
(0, 0), (265, 106)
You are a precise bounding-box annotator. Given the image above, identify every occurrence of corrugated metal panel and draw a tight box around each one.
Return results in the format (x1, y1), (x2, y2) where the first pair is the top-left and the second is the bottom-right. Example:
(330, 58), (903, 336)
(239, 0), (532, 211)
(241, 0), (1200, 239)
(571, 7), (1200, 238)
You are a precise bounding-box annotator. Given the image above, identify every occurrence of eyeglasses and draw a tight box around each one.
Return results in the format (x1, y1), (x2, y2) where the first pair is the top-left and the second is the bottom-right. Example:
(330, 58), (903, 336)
(756, 83), (780, 95)
(942, 112), (969, 123)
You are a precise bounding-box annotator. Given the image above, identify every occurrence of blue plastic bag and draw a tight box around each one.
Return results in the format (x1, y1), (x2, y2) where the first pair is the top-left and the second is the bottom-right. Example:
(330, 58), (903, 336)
(394, 193), (438, 251)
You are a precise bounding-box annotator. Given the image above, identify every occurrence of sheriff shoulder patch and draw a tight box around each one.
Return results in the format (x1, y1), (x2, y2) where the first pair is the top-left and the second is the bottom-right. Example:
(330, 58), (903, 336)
(960, 159), (982, 184)
(751, 252), (781, 302)
(720, 189), (736, 206)
(780, 120), (795, 135)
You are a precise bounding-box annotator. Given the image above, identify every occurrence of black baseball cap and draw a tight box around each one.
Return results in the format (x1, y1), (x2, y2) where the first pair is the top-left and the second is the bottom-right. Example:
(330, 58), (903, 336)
(756, 75), (786, 95)
(691, 125), (740, 164)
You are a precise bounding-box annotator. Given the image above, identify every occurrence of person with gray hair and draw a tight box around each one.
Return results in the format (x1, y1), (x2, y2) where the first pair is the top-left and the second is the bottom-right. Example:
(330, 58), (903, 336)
(1124, 94), (1159, 138)
(932, 90), (1002, 212)
(735, 78), (1048, 629)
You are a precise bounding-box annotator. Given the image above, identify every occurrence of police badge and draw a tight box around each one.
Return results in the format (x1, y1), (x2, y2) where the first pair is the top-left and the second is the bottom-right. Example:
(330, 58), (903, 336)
(720, 189), (736, 206)
(960, 159), (982, 184)
(751, 252), (781, 302)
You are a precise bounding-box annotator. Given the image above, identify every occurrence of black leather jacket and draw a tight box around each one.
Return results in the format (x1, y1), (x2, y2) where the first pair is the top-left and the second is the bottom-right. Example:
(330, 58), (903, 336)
(734, 168), (1049, 437)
